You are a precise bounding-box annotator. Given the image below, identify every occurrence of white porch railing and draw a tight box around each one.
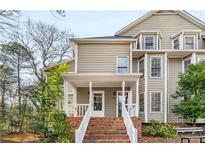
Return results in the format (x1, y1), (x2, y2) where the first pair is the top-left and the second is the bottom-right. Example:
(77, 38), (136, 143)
(125, 104), (136, 117)
(67, 104), (89, 117)
(122, 102), (138, 143)
(75, 103), (92, 143)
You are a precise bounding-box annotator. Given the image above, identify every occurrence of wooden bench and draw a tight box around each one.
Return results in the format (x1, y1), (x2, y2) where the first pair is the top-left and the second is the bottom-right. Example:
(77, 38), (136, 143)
(181, 136), (205, 143)
(176, 127), (204, 134)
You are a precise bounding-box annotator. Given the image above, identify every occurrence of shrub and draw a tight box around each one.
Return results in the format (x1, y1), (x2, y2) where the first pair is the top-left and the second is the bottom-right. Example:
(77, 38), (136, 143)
(145, 120), (177, 138)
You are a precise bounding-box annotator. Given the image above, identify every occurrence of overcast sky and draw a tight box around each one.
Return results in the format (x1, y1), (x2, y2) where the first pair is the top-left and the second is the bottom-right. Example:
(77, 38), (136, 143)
(21, 11), (205, 38)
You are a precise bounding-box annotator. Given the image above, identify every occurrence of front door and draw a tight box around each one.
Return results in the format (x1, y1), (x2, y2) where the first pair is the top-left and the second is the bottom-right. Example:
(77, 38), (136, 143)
(116, 91), (130, 117)
(92, 91), (104, 117)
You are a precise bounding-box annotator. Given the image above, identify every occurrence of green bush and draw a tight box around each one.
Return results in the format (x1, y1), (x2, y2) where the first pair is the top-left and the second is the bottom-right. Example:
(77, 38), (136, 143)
(145, 120), (177, 138)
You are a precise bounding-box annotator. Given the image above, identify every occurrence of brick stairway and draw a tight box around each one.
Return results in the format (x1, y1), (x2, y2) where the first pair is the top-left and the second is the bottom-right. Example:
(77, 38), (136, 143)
(83, 117), (130, 143)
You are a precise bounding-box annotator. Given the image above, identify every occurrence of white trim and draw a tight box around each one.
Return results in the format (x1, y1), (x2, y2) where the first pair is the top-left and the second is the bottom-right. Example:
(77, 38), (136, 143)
(139, 34), (142, 49)
(130, 44), (133, 73)
(136, 80), (139, 116)
(144, 53), (148, 122)
(92, 90), (105, 117)
(116, 56), (129, 73)
(191, 52), (197, 64)
(164, 53), (168, 123)
(143, 35), (155, 50)
(150, 91), (163, 113)
(75, 43), (78, 73)
(184, 35), (196, 50)
(138, 57), (145, 79)
(150, 56), (163, 78)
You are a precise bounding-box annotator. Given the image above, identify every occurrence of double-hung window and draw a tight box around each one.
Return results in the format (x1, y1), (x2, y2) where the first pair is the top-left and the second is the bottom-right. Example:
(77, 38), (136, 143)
(151, 92), (162, 112)
(173, 37), (180, 49)
(117, 57), (129, 73)
(144, 36), (154, 49)
(139, 59), (144, 78)
(151, 57), (161, 77)
(183, 58), (191, 72)
(184, 36), (195, 49)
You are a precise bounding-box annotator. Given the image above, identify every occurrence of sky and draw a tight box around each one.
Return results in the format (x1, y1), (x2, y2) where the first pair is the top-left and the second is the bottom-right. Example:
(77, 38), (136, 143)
(21, 11), (205, 38)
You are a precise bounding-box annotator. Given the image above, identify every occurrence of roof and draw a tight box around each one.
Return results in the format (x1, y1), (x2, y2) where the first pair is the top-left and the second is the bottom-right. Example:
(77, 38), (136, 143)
(115, 10), (205, 36)
(70, 35), (136, 43)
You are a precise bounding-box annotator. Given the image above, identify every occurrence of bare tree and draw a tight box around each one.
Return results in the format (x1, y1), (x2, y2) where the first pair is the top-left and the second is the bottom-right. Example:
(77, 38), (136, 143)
(11, 19), (72, 82)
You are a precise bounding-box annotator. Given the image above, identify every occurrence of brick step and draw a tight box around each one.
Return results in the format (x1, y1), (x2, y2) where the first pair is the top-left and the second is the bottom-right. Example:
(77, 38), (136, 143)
(85, 130), (127, 134)
(83, 139), (130, 143)
(87, 127), (126, 131)
(84, 135), (129, 140)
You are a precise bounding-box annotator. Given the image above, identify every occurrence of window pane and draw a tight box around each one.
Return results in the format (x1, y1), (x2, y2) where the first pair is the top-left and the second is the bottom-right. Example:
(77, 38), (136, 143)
(151, 57), (161, 77)
(151, 92), (161, 112)
(185, 37), (194, 49)
(139, 93), (144, 112)
(137, 38), (140, 49)
(117, 57), (128, 73)
(145, 37), (154, 49)
(139, 59), (144, 78)
(174, 37), (180, 49)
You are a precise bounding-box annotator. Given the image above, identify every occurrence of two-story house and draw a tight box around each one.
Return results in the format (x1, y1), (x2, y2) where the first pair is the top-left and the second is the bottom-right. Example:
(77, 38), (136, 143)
(62, 10), (205, 143)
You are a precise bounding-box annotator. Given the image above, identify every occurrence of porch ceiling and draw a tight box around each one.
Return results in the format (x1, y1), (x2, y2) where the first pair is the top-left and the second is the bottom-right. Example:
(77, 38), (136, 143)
(62, 73), (141, 87)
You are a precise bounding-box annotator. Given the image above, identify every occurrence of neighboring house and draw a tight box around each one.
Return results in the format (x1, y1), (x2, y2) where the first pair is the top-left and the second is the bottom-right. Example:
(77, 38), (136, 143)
(62, 10), (205, 127)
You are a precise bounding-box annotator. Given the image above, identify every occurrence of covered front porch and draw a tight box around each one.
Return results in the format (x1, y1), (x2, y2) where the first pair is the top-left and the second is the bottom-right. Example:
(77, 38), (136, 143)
(62, 73), (141, 118)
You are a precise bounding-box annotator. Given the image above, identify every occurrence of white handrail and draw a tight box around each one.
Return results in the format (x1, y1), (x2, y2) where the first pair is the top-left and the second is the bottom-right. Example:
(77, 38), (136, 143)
(122, 102), (137, 143)
(75, 103), (92, 143)
(125, 104), (136, 117)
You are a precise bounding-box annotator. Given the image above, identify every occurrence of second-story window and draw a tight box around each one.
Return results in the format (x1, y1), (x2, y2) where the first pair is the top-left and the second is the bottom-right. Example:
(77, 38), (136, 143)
(117, 57), (129, 73)
(144, 36), (154, 49)
(184, 36), (195, 49)
(173, 37), (180, 49)
(151, 57), (161, 77)
(183, 58), (191, 72)
(136, 38), (140, 49)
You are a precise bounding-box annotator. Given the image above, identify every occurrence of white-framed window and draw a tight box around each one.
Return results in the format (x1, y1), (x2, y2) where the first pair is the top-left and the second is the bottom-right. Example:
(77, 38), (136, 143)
(197, 56), (205, 63)
(136, 37), (140, 49)
(150, 92), (162, 112)
(150, 57), (162, 78)
(68, 93), (73, 104)
(183, 58), (191, 72)
(138, 58), (144, 79)
(116, 56), (129, 73)
(173, 37), (180, 49)
(144, 36), (155, 49)
(139, 93), (144, 112)
(184, 36), (195, 49)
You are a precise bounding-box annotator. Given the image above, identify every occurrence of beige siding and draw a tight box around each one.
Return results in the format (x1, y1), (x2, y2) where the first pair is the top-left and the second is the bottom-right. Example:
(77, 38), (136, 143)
(77, 87), (130, 117)
(168, 58), (183, 123)
(132, 58), (138, 73)
(69, 61), (75, 72)
(78, 43), (130, 73)
(147, 53), (165, 123)
(121, 14), (205, 49)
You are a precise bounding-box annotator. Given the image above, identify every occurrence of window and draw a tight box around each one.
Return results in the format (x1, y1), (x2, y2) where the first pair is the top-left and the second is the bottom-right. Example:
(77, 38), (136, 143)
(139, 59), (144, 78)
(173, 37), (180, 49)
(144, 36), (154, 49)
(139, 93), (144, 112)
(184, 36), (195, 49)
(151, 92), (161, 112)
(117, 57), (129, 73)
(136, 38), (140, 49)
(197, 56), (205, 63)
(183, 59), (191, 72)
(151, 57), (161, 77)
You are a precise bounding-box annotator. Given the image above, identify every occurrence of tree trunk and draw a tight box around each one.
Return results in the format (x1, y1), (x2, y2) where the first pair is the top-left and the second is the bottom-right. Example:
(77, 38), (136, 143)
(19, 95), (27, 132)
(193, 119), (197, 127)
(0, 82), (6, 122)
(17, 55), (21, 115)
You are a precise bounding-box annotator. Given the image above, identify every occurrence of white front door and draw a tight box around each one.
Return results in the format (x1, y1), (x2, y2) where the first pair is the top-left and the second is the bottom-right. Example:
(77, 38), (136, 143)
(116, 91), (131, 117)
(92, 91), (104, 117)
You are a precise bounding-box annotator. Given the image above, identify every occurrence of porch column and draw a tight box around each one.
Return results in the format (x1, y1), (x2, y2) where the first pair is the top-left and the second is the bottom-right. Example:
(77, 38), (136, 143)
(122, 80), (125, 109)
(136, 79), (139, 117)
(63, 79), (69, 116)
(191, 53), (196, 64)
(89, 80), (92, 105)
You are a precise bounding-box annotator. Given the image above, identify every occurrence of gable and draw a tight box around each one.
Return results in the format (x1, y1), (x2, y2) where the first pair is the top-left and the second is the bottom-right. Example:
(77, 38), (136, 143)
(116, 10), (205, 36)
